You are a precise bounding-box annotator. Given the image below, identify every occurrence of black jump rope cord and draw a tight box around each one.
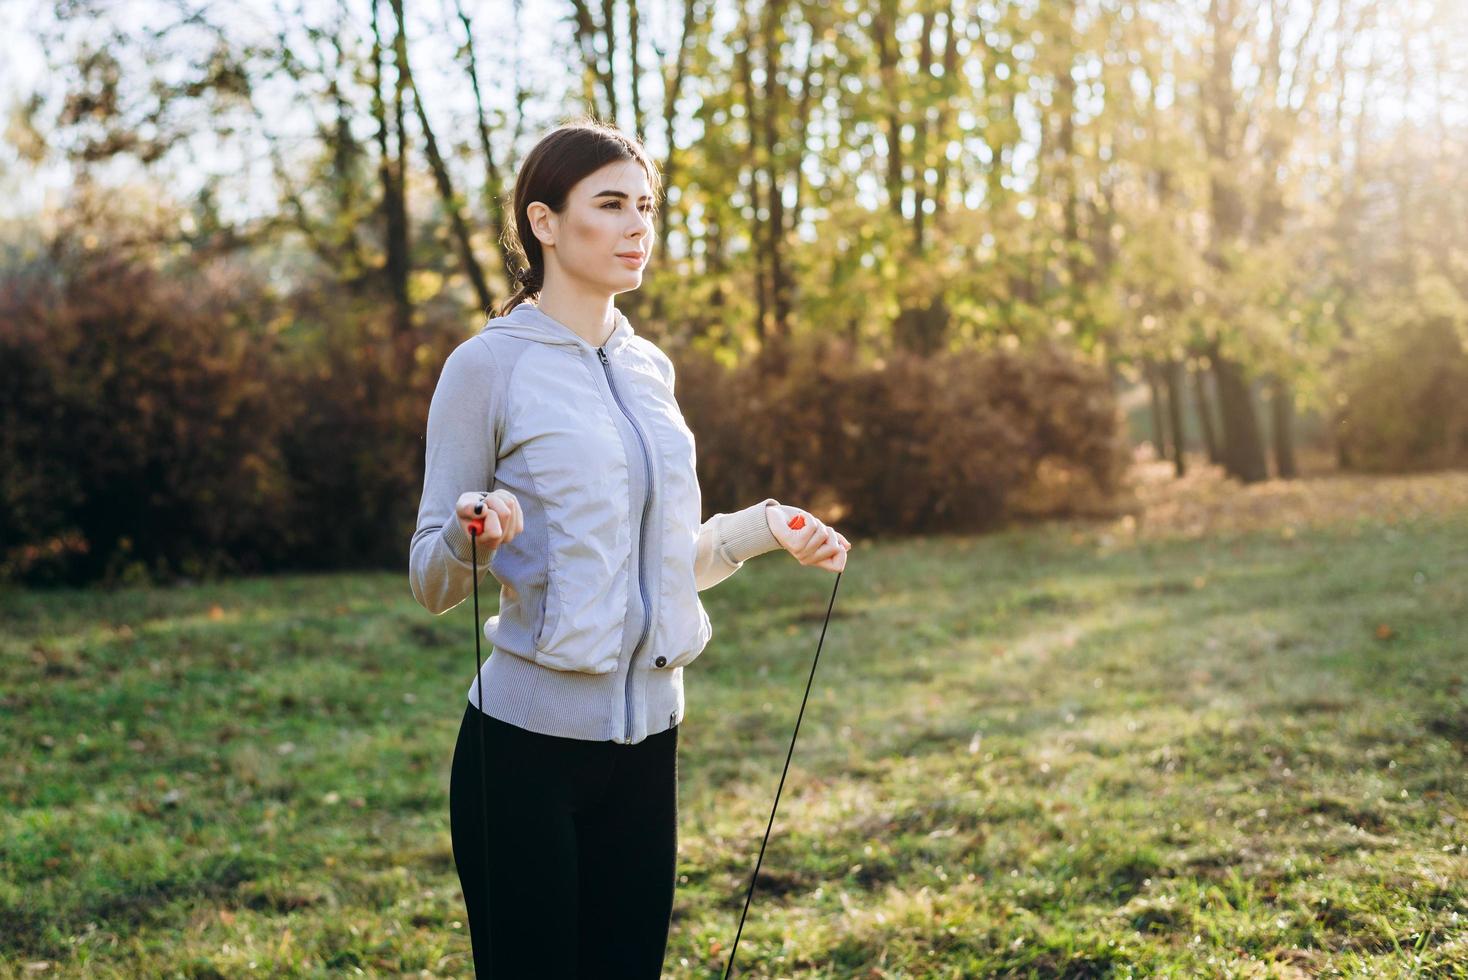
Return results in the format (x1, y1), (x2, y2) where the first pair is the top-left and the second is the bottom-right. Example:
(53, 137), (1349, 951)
(469, 522), (843, 980)
(722, 564), (842, 980)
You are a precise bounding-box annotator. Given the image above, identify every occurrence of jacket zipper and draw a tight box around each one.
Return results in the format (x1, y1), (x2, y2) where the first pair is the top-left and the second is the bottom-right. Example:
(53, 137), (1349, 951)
(598, 345), (654, 744)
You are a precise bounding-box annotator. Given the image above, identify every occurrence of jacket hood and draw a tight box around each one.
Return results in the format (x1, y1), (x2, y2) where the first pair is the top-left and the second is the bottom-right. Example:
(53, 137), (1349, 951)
(485, 301), (636, 354)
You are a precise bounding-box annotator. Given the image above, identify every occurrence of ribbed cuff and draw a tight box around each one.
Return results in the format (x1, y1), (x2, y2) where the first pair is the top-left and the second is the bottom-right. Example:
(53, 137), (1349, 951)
(441, 517), (497, 567)
(719, 497), (783, 564)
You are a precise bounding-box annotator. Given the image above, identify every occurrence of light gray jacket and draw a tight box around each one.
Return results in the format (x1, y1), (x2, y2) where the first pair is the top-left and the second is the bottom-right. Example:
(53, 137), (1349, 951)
(409, 302), (781, 744)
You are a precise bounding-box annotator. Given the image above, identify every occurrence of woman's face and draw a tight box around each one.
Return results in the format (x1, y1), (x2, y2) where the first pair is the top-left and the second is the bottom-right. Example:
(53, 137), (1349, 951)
(530, 158), (656, 297)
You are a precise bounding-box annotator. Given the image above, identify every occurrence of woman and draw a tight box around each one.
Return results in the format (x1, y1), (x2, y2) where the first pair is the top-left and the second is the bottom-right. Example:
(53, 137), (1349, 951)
(408, 119), (850, 978)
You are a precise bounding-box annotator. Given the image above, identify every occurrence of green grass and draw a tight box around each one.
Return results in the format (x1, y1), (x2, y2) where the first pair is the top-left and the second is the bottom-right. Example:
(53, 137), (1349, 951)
(2, 513), (1465, 977)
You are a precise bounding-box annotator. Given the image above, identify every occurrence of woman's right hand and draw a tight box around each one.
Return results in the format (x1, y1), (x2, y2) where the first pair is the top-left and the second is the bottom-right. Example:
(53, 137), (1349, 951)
(455, 490), (522, 549)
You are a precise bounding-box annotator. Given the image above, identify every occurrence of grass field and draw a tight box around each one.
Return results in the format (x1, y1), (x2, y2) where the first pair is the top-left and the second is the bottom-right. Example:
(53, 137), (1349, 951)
(3, 464), (1466, 977)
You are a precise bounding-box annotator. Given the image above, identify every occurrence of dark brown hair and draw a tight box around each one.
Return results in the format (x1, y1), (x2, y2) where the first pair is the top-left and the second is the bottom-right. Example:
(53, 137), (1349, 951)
(496, 118), (663, 317)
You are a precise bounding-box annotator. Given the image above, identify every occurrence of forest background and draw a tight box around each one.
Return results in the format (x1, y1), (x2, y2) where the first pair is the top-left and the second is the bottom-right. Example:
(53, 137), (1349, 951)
(1, 0), (1465, 585)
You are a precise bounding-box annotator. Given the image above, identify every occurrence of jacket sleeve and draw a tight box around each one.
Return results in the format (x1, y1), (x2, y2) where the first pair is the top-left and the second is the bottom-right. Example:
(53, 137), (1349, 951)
(694, 497), (783, 591)
(409, 336), (502, 615)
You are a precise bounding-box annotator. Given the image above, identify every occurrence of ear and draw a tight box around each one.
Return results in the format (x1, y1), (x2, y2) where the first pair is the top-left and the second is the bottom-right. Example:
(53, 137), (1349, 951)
(527, 201), (557, 247)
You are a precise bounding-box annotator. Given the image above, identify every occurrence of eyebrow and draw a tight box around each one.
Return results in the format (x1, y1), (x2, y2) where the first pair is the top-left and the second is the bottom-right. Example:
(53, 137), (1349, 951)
(591, 190), (653, 202)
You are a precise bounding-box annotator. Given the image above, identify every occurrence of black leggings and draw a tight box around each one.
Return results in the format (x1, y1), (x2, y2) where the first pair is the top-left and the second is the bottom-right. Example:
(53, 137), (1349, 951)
(448, 700), (679, 978)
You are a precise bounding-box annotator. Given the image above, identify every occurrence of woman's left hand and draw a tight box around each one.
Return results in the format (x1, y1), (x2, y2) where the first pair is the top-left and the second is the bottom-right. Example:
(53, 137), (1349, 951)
(765, 503), (851, 573)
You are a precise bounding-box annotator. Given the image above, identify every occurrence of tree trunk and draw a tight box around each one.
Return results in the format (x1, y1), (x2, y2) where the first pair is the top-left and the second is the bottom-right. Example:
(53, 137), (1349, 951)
(1200, 0), (1264, 484)
(788, 12), (823, 242)
(569, 0), (612, 119)
(761, 0), (792, 341)
(873, 0), (903, 219)
(1055, 0), (1081, 291)
(913, 6), (935, 250)
(452, 0), (509, 281)
(1210, 341), (1269, 483)
(628, 0), (645, 139)
(1145, 359), (1169, 460)
(325, 23), (367, 282)
(393, 0), (493, 315)
(1164, 357), (1187, 477)
(1192, 359), (1222, 465)
(1270, 376), (1297, 479)
(1334, 404), (1353, 470)
(371, 0), (412, 352)
(734, 6), (767, 344)
(933, 1), (958, 219)
(599, 0), (620, 123)
(656, 0), (701, 253)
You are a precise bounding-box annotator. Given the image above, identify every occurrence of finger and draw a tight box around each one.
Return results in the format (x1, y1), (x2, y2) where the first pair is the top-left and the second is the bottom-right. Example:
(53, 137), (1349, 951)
(802, 523), (835, 562)
(792, 518), (822, 553)
(485, 494), (513, 523)
(796, 529), (821, 562)
(494, 492), (518, 536)
(813, 532), (842, 565)
(470, 510), (503, 538)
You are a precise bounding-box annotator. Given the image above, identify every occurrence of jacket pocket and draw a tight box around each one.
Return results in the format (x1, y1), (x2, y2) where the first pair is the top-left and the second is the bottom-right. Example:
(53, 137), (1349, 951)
(533, 574), (559, 650)
(531, 561), (626, 675)
(653, 566), (714, 670)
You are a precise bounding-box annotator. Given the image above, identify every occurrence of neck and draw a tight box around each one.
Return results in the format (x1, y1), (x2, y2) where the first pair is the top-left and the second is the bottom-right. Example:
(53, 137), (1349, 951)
(533, 271), (617, 348)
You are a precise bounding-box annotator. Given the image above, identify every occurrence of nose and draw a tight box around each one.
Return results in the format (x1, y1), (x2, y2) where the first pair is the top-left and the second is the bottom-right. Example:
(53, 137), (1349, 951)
(623, 212), (652, 250)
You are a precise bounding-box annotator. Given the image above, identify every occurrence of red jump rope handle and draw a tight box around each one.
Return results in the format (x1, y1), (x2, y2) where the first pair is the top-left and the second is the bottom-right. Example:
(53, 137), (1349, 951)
(469, 502), (486, 537)
(787, 514), (806, 531)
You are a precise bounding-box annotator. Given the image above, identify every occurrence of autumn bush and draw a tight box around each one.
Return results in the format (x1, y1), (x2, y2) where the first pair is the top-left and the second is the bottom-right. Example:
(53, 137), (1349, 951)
(0, 226), (449, 587)
(2, 214), (1128, 586)
(0, 239), (286, 585)
(1335, 314), (1468, 473)
(673, 332), (1130, 539)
